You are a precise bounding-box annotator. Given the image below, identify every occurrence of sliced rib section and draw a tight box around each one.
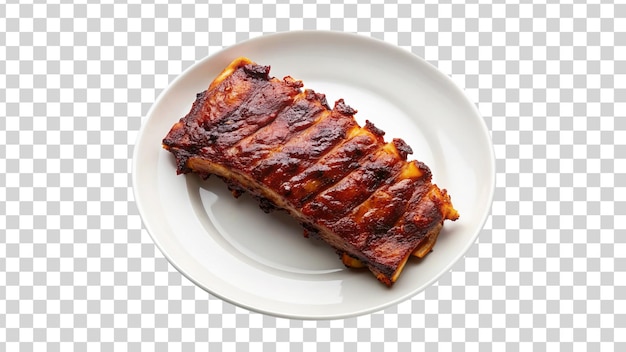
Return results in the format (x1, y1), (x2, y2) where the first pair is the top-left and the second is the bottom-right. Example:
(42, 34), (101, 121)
(162, 57), (459, 286)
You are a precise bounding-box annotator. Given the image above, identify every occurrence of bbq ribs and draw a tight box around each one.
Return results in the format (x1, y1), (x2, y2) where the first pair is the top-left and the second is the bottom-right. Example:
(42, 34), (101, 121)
(163, 57), (459, 286)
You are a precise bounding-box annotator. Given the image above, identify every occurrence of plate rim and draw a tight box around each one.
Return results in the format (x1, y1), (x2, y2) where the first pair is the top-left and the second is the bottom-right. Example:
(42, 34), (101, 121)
(132, 30), (496, 320)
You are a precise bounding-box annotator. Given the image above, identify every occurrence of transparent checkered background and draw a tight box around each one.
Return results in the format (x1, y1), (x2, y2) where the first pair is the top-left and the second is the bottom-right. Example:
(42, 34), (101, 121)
(1, 0), (624, 350)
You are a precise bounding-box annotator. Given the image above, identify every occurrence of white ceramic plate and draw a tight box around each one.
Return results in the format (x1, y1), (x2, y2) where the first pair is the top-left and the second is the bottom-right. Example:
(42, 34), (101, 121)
(132, 31), (495, 319)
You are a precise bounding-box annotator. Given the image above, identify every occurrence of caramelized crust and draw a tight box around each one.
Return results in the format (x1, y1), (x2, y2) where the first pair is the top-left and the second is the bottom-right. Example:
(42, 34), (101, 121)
(163, 57), (459, 286)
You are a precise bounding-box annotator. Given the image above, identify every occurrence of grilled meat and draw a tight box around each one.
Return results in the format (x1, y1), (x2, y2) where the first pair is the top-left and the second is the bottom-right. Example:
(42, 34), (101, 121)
(163, 57), (459, 286)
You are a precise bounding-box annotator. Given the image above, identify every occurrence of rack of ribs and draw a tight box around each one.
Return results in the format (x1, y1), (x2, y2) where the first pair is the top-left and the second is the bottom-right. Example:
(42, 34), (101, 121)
(162, 57), (459, 287)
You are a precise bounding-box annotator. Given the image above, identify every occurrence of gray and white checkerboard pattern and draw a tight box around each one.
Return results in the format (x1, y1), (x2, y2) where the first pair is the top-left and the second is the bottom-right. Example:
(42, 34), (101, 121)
(1, 0), (624, 350)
